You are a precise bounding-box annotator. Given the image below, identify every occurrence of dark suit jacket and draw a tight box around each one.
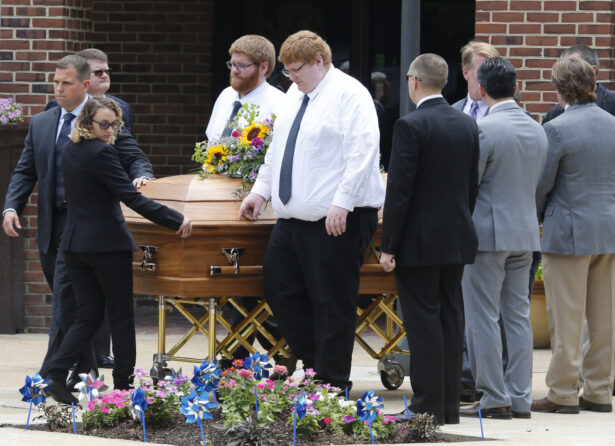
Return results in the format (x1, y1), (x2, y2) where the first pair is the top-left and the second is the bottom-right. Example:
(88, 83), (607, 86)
(381, 97), (479, 267)
(542, 83), (615, 124)
(45, 94), (134, 133)
(60, 138), (183, 253)
(3, 105), (153, 254)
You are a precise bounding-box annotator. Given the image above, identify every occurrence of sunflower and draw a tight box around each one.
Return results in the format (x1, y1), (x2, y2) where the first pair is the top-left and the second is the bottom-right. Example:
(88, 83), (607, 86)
(203, 144), (228, 173)
(239, 122), (269, 145)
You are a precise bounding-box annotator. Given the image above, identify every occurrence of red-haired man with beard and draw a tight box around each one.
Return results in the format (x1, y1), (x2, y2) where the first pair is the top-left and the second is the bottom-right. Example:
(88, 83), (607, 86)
(205, 35), (284, 140)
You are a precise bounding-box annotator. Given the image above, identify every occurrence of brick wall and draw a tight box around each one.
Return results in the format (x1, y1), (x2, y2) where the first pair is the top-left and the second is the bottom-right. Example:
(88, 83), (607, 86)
(475, 0), (615, 118)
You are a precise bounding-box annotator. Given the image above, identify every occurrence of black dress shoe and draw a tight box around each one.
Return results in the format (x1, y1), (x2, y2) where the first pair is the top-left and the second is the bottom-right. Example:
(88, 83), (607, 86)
(47, 378), (79, 405)
(389, 409), (418, 422)
(579, 396), (612, 412)
(512, 410), (531, 419)
(460, 388), (476, 403)
(96, 355), (115, 368)
(66, 374), (80, 392)
(460, 403), (512, 419)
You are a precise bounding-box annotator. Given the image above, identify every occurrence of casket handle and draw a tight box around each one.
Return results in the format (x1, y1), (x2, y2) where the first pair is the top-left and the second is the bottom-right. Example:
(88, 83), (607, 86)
(139, 245), (158, 272)
(222, 247), (244, 274)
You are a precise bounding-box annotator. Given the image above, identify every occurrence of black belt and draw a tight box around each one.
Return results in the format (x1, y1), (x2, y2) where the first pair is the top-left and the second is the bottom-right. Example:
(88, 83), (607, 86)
(56, 201), (67, 211)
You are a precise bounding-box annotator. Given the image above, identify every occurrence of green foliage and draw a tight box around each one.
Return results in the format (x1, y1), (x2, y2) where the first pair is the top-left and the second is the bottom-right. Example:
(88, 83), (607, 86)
(82, 404), (130, 429)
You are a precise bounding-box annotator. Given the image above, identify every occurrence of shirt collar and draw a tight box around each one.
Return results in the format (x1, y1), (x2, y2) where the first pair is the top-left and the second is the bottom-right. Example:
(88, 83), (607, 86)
(466, 95), (488, 112)
(61, 94), (89, 119)
(305, 65), (334, 101)
(417, 94), (443, 108)
(235, 80), (268, 102)
(489, 99), (517, 112)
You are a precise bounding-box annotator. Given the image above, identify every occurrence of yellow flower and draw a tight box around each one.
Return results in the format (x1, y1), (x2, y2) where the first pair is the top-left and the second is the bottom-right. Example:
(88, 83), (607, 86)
(203, 144), (228, 173)
(239, 123), (269, 145)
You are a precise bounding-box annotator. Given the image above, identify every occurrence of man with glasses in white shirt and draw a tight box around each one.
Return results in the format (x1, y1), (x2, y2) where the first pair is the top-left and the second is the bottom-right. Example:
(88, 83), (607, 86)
(206, 34), (284, 140)
(238, 30), (384, 390)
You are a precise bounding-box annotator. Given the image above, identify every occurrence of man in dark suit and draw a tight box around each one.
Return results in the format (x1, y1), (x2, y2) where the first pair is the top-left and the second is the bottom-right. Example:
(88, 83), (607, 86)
(45, 49), (147, 370)
(2, 55), (153, 386)
(542, 45), (615, 125)
(380, 53), (479, 425)
(45, 48), (135, 135)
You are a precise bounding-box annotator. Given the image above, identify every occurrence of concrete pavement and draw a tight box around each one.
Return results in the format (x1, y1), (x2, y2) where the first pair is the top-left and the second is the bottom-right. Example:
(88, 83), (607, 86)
(1, 328), (614, 445)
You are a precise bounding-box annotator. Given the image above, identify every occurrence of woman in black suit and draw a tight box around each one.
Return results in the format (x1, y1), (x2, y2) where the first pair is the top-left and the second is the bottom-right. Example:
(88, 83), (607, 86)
(45, 96), (192, 403)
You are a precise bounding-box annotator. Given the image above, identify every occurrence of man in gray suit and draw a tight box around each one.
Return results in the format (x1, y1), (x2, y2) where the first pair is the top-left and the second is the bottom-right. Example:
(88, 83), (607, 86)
(452, 40), (501, 404)
(460, 58), (547, 419)
(532, 58), (615, 414)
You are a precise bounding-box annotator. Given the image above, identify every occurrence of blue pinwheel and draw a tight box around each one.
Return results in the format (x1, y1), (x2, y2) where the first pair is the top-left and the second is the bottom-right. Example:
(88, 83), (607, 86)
(75, 371), (108, 409)
(244, 352), (272, 380)
(191, 360), (221, 392)
(356, 389), (384, 423)
(180, 390), (217, 423)
(131, 387), (149, 442)
(19, 373), (49, 406)
(294, 391), (307, 420)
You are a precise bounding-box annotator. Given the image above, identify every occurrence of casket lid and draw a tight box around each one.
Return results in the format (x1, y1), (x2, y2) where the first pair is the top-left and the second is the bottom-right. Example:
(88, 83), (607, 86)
(122, 174), (276, 226)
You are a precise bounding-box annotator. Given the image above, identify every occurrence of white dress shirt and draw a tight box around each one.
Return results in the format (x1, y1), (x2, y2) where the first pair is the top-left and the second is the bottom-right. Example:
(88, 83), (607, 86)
(417, 94), (443, 108)
(56, 95), (89, 141)
(462, 95), (489, 120)
(251, 66), (385, 221)
(205, 81), (285, 140)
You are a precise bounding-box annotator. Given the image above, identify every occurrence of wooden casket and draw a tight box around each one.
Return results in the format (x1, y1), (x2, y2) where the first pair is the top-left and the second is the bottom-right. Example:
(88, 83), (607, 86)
(121, 174), (403, 366)
(122, 174), (396, 297)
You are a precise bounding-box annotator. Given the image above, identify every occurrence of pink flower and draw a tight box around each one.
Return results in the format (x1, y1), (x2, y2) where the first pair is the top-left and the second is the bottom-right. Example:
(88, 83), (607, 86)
(156, 390), (166, 398)
(265, 379), (274, 390)
(383, 415), (397, 425)
(227, 379), (236, 388)
(305, 368), (315, 377)
(343, 415), (355, 423)
(273, 365), (288, 376)
(88, 401), (96, 411)
(100, 405), (110, 414)
(323, 417), (332, 425)
(134, 368), (147, 379)
(257, 383), (266, 391)
(237, 369), (255, 380)
(231, 129), (242, 138)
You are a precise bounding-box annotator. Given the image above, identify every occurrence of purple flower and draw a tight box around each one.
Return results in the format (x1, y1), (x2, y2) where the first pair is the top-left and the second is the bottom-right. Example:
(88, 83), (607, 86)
(343, 415), (355, 423)
(251, 137), (264, 148)
(230, 155), (242, 162)
(0, 115), (8, 124)
(249, 171), (257, 180)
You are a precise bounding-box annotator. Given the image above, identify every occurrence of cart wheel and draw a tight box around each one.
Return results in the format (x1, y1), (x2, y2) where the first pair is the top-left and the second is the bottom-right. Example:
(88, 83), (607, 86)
(380, 364), (404, 390)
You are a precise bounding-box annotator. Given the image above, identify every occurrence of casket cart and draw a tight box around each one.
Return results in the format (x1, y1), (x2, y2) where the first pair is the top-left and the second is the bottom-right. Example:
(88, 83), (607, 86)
(122, 174), (409, 389)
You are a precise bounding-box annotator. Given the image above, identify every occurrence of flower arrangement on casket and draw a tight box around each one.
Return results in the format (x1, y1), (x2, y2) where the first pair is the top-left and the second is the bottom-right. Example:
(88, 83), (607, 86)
(192, 104), (274, 196)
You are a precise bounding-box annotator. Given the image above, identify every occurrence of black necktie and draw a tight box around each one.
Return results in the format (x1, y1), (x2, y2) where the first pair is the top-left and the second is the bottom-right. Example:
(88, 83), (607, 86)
(221, 101), (242, 137)
(279, 95), (309, 205)
(55, 112), (75, 206)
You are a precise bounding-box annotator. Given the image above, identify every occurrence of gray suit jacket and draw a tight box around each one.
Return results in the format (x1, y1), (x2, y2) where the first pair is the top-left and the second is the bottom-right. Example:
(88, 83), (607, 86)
(452, 97), (466, 112)
(536, 103), (615, 255)
(474, 102), (547, 252)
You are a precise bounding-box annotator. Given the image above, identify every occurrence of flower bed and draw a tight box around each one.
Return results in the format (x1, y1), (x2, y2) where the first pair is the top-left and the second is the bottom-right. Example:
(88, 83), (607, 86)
(21, 353), (446, 444)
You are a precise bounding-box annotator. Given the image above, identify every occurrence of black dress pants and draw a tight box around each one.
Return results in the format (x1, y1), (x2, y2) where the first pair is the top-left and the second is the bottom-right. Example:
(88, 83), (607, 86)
(47, 250), (135, 388)
(395, 264), (465, 424)
(263, 208), (377, 389)
(38, 209), (97, 378)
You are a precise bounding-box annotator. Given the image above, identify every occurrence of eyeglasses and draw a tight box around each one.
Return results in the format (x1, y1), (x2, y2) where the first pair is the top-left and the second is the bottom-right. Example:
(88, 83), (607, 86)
(226, 61), (256, 72)
(406, 74), (422, 82)
(281, 62), (307, 78)
(93, 120), (122, 130)
(93, 69), (112, 77)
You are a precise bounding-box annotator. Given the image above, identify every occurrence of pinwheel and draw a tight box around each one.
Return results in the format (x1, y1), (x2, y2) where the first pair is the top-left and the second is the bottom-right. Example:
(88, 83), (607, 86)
(19, 373), (49, 429)
(75, 371), (108, 410)
(191, 360), (221, 392)
(356, 389), (384, 444)
(131, 387), (149, 442)
(293, 391), (308, 446)
(244, 352), (272, 380)
(180, 389), (217, 446)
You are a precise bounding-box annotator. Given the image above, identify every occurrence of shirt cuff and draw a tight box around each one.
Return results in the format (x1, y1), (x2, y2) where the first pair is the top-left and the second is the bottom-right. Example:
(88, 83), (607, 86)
(250, 180), (271, 201)
(3, 208), (17, 216)
(332, 192), (355, 212)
